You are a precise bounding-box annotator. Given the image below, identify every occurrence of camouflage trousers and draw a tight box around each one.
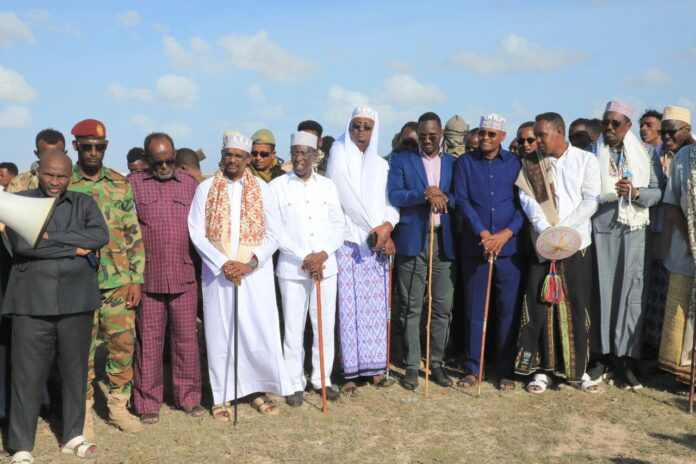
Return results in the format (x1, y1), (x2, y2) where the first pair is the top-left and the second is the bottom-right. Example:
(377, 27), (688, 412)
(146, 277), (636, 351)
(86, 285), (136, 398)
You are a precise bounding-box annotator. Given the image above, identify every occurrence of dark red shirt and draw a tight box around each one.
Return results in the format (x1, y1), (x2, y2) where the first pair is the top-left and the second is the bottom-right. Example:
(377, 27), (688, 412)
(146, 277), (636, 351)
(128, 170), (199, 293)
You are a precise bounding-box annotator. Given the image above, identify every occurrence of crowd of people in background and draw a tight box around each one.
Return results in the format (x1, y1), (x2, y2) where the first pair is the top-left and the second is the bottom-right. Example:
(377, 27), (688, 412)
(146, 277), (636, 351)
(0, 99), (695, 463)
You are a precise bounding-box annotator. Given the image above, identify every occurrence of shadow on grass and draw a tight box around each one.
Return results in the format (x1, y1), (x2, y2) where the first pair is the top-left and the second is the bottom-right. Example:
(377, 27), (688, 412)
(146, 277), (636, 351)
(608, 458), (652, 464)
(649, 432), (696, 452)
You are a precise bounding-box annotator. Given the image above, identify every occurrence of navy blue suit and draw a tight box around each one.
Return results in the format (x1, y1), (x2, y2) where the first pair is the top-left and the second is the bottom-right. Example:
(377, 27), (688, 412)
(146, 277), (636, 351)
(454, 148), (523, 379)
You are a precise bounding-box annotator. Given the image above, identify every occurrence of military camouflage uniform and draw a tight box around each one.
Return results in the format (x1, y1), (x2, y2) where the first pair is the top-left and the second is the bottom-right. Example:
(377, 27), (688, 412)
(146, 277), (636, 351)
(69, 164), (145, 398)
(249, 159), (286, 183)
(6, 169), (38, 193)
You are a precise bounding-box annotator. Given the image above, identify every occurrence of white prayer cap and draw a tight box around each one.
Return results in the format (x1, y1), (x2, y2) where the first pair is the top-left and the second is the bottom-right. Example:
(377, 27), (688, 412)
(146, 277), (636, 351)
(222, 130), (252, 153)
(605, 100), (633, 120)
(290, 131), (318, 149)
(479, 113), (507, 132)
(663, 105), (691, 125)
(351, 105), (377, 121)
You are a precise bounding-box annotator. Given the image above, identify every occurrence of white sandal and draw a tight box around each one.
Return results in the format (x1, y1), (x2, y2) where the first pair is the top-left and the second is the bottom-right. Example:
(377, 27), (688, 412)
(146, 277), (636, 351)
(10, 451), (34, 464)
(60, 435), (100, 459)
(526, 373), (550, 394)
(576, 373), (602, 394)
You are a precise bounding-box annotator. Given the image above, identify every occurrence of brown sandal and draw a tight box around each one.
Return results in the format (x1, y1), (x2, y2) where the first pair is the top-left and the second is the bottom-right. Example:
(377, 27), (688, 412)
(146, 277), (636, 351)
(342, 381), (358, 396)
(251, 395), (280, 416)
(456, 374), (478, 389)
(212, 404), (231, 422)
(498, 378), (516, 391)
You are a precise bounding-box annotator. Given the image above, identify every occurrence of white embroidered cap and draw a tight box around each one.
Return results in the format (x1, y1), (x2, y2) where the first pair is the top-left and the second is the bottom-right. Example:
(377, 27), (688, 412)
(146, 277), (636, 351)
(605, 100), (634, 120)
(290, 131), (318, 149)
(663, 105), (691, 125)
(351, 105), (377, 121)
(222, 130), (252, 153)
(479, 113), (507, 131)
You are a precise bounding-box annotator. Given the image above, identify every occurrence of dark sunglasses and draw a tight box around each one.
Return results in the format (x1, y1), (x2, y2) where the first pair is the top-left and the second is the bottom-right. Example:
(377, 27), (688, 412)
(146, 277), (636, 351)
(250, 150), (271, 158)
(601, 119), (623, 129)
(418, 134), (439, 142)
(479, 130), (499, 139)
(517, 137), (536, 145)
(78, 143), (107, 152)
(658, 126), (687, 138)
(351, 122), (373, 131)
(150, 159), (175, 168)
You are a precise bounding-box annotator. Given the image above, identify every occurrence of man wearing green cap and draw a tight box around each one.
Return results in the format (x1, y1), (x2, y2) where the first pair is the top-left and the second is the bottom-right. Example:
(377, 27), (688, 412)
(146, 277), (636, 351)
(249, 128), (286, 182)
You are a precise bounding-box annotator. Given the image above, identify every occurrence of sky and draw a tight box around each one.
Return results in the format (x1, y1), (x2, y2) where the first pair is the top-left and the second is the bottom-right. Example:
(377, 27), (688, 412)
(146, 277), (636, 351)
(1, 0), (695, 174)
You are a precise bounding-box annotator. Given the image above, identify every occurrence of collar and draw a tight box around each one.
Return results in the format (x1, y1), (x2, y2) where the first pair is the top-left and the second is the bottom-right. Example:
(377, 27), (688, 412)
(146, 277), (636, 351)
(288, 170), (317, 183)
(473, 147), (511, 161)
(143, 169), (182, 182)
(419, 147), (443, 159)
(72, 164), (112, 182)
(37, 187), (72, 204)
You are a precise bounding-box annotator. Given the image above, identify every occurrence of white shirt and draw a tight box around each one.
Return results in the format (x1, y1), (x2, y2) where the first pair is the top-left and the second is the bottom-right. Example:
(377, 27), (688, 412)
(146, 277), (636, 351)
(519, 145), (600, 249)
(270, 171), (345, 280)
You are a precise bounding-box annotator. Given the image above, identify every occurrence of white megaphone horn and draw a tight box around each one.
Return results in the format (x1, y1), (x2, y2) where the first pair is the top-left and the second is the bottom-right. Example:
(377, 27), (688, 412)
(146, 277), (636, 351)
(0, 190), (57, 248)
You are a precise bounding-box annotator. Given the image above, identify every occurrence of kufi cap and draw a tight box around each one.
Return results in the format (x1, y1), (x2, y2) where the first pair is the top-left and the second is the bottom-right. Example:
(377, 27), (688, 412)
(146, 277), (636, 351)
(663, 105), (691, 125)
(605, 100), (633, 120)
(479, 113), (506, 131)
(222, 130), (252, 153)
(445, 115), (469, 133)
(290, 131), (318, 149)
(71, 119), (106, 138)
(351, 105), (377, 121)
(251, 128), (275, 146)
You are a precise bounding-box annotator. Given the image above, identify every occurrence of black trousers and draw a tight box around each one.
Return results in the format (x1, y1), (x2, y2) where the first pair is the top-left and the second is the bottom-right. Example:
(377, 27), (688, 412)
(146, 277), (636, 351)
(9, 311), (93, 452)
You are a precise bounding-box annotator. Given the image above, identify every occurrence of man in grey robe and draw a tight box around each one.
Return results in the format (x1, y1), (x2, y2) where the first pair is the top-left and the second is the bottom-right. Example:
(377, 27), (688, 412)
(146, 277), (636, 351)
(590, 100), (665, 389)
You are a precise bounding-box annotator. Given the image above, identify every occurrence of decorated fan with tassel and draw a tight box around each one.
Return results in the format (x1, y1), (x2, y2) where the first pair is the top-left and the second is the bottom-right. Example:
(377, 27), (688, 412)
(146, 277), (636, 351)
(535, 226), (582, 304)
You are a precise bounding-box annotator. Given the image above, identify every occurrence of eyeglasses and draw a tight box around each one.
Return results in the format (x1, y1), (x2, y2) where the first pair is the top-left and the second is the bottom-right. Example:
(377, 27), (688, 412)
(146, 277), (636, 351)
(250, 150), (271, 158)
(601, 119), (624, 129)
(658, 126), (688, 138)
(479, 130), (499, 139)
(78, 143), (107, 152)
(351, 122), (373, 131)
(418, 134), (439, 142)
(517, 137), (536, 145)
(150, 159), (175, 168)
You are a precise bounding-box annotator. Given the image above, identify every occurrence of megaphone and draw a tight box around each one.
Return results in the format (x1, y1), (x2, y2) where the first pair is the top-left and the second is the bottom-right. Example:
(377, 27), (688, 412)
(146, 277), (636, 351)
(0, 190), (57, 248)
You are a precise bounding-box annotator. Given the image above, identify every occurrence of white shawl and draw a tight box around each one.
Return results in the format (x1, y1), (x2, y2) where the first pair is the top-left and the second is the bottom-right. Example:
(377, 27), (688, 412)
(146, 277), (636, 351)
(326, 110), (397, 255)
(597, 130), (651, 230)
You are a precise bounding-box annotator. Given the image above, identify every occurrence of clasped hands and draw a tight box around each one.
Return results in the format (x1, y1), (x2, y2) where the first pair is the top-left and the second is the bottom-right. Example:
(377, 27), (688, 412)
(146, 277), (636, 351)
(302, 251), (328, 282)
(223, 259), (255, 286)
(614, 178), (639, 200)
(425, 186), (448, 215)
(368, 223), (395, 256)
(480, 228), (513, 260)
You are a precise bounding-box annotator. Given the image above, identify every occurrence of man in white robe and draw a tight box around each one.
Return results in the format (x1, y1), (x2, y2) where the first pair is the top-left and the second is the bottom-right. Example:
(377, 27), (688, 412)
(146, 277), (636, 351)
(188, 130), (291, 419)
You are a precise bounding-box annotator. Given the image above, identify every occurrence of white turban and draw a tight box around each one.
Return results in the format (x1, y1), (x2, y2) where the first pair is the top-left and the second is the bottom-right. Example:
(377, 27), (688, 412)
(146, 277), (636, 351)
(222, 130), (252, 153)
(290, 131), (318, 149)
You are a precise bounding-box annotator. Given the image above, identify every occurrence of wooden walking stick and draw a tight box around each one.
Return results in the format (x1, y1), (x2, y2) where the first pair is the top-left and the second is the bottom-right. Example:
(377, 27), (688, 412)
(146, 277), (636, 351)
(386, 255), (393, 380)
(314, 273), (328, 413)
(689, 312), (696, 413)
(425, 211), (436, 398)
(477, 254), (495, 397)
(233, 283), (239, 425)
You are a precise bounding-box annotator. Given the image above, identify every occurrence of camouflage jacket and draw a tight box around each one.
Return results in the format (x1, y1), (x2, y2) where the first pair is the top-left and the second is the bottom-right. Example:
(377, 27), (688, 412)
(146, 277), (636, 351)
(69, 164), (145, 289)
(7, 170), (38, 193)
(249, 159), (286, 183)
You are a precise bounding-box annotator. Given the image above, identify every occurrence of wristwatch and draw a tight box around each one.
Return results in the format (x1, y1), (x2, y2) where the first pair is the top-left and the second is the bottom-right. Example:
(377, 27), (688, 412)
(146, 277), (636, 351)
(248, 256), (258, 270)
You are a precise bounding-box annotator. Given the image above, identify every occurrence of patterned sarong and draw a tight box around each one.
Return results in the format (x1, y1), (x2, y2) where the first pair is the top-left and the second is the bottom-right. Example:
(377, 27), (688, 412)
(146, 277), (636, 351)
(658, 272), (695, 384)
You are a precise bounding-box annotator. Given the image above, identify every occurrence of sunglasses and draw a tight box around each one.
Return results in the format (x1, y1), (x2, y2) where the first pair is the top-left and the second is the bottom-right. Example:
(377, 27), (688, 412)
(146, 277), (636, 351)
(517, 137), (536, 145)
(658, 126), (687, 138)
(479, 130), (499, 139)
(250, 150), (271, 158)
(418, 134), (439, 142)
(351, 122), (373, 131)
(601, 119), (623, 129)
(150, 159), (175, 168)
(78, 143), (107, 152)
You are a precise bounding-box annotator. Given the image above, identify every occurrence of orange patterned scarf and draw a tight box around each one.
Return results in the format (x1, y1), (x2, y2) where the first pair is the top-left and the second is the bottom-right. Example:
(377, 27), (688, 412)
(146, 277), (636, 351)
(205, 168), (265, 262)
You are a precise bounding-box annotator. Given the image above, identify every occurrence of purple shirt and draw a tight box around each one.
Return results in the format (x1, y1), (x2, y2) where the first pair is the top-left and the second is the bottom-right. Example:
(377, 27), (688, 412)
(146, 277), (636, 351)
(128, 170), (199, 294)
(420, 149), (442, 226)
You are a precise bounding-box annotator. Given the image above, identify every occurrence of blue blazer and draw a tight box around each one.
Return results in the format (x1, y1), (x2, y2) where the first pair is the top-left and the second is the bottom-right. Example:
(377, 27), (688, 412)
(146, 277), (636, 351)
(387, 151), (457, 260)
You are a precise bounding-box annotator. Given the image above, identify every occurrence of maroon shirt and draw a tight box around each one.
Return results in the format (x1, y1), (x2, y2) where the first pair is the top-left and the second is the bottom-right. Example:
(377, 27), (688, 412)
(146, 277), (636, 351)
(128, 170), (199, 294)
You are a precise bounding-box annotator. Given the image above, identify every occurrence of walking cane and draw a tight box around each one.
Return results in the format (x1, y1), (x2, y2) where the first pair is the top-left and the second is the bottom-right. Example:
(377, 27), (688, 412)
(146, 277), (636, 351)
(689, 312), (696, 413)
(233, 283), (239, 426)
(386, 255), (393, 380)
(425, 211), (436, 398)
(477, 254), (495, 397)
(314, 273), (328, 413)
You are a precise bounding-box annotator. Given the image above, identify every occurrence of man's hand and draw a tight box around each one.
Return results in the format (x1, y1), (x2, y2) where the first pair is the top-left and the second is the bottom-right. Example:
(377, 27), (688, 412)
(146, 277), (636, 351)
(615, 178), (638, 200)
(43, 231), (49, 240)
(481, 228), (513, 258)
(369, 222), (393, 251)
(311, 268), (324, 282)
(76, 247), (91, 256)
(302, 251), (328, 274)
(383, 237), (396, 257)
(425, 186), (448, 214)
(126, 283), (142, 309)
(223, 260), (253, 285)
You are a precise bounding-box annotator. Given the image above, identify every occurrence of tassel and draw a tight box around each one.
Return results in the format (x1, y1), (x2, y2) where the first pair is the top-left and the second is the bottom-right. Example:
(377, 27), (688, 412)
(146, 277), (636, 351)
(541, 261), (564, 304)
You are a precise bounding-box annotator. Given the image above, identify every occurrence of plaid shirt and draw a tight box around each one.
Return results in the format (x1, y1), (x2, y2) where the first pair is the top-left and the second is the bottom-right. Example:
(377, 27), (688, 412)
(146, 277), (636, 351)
(128, 170), (199, 293)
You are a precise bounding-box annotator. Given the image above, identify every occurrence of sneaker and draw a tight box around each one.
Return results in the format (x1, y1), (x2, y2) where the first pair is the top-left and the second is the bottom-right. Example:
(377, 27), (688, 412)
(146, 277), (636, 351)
(285, 391), (304, 407)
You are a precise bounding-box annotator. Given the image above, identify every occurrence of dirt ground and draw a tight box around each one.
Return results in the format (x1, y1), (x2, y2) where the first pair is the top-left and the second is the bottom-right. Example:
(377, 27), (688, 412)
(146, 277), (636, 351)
(4, 356), (696, 464)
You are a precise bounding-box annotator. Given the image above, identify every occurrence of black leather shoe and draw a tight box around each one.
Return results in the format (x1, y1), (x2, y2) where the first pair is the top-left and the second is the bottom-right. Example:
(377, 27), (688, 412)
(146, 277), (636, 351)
(285, 391), (304, 407)
(314, 387), (340, 402)
(431, 367), (453, 387)
(400, 369), (419, 390)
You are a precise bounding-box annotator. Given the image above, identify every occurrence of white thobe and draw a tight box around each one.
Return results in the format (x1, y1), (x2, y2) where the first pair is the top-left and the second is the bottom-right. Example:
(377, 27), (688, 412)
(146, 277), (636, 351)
(270, 171), (345, 391)
(188, 174), (292, 404)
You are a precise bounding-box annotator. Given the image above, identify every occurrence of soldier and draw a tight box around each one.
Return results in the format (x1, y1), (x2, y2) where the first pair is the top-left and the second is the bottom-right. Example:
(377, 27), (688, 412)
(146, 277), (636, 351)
(7, 128), (66, 193)
(68, 119), (145, 438)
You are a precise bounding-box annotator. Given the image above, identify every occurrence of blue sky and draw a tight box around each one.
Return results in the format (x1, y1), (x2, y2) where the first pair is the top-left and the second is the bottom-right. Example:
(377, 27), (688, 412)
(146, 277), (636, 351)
(1, 0), (695, 173)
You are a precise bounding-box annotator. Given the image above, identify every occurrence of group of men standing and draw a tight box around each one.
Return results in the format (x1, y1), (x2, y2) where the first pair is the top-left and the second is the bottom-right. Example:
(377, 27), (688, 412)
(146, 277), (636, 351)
(1, 99), (695, 463)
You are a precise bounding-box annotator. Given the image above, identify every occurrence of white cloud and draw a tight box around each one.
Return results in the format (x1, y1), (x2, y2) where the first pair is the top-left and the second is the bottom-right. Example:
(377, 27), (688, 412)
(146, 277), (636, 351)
(446, 33), (588, 74)
(162, 35), (222, 76)
(676, 97), (695, 112)
(0, 12), (35, 48)
(108, 83), (153, 102)
(153, 22), (169, 34)
(247, 83), (266, 103)
(0, 105), (32, 128)
(245, 84), (283, 119)
(624, 68), (670, 86)
(381, 74), (445, 105)
(256, 105), (284, 120)
(0, 66), (37, 103)
(117, 11), (141, 28)
(130, 114), (192, 139)
(218, 30), (318, 82)
(155, 75), (198, 107)
(326, 85), (370, 126)
(382, 59), (412, 73)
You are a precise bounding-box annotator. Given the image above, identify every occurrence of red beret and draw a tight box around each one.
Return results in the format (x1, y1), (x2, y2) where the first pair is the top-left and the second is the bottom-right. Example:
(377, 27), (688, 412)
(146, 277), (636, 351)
(71, 119), (106, 138)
